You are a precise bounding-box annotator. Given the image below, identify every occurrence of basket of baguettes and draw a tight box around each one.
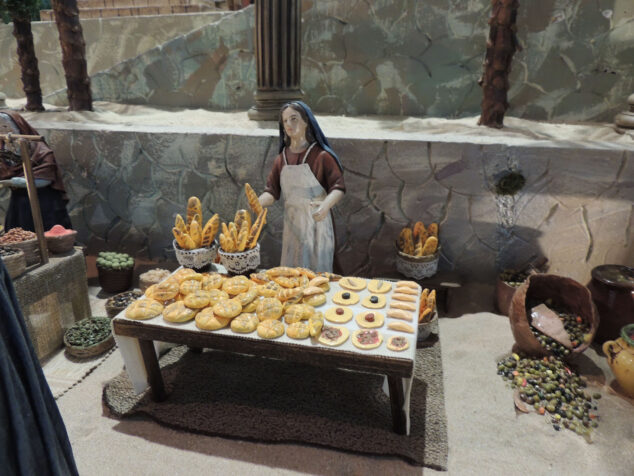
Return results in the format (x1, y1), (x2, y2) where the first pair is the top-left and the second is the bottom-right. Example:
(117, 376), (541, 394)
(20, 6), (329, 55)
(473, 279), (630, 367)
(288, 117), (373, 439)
(395, 221), (440, 280)
(217, 184), (268, 275)
(172, 196), (220, 271)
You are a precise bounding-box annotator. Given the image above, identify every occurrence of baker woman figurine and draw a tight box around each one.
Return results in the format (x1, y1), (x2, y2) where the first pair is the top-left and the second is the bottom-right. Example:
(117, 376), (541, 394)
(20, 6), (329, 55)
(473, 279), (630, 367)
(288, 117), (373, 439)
(259, 102), (345, 272)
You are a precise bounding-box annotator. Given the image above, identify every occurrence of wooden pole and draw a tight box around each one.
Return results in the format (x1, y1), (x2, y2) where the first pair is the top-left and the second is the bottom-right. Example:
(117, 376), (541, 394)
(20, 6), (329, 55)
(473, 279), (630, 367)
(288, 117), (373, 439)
(0, 133), (43, 141)
(18, 139), (49, 265)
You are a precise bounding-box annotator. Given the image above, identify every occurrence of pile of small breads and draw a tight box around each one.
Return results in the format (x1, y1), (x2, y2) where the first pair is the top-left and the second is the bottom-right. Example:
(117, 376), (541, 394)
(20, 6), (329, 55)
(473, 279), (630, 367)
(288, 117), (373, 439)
(397, 221), (439, 257)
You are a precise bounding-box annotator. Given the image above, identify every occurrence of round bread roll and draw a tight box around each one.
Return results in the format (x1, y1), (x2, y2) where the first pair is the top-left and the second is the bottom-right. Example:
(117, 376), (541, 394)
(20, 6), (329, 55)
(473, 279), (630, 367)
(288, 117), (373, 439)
(222, 277), (250, 296)
(179, 279), (202, 295)
(183, 290), (212, 309)
(303, 293), (326, 307)
(172, 268), (197, 282)
(195, 307), (230, 330)
(258, 281), (281, 297)
(163, 301), (197, 323)
(236, 285), (258, 306)
(212, 298), (242, 319)
(125, 298), (164, 320)
(150, 279), (179, 301)
(286, 321), (310, 339)
(207, 289), (229, 306)
(231, 313), (259, 333)
(257, 319), (284, 339)
(309, 312), (324, 337)
(256, 297), (283, 321)
(201, 273), (225, 290)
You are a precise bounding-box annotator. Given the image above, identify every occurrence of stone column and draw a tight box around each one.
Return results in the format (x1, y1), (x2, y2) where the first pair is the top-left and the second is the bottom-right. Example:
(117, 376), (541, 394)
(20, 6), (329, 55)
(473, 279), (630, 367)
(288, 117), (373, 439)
(248, 0), (303, 121)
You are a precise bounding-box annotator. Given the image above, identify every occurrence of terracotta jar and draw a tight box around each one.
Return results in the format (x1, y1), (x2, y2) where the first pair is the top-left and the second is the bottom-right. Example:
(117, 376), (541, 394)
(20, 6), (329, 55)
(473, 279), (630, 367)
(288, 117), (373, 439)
(509, 274), (599, 358)
(587, 265), (634, 345)
(602, 324), (634, 398)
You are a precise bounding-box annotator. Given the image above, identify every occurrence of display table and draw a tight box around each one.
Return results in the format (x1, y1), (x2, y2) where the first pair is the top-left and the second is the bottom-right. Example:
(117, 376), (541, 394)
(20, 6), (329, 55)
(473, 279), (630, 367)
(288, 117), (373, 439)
(113, 271), (421, 435)
(13, 248), (91, 361)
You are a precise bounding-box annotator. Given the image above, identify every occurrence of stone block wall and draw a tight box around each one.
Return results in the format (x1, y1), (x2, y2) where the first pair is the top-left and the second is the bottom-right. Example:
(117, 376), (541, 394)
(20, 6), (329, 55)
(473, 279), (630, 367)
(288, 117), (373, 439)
(30, 0), (634, 122)
(1, 125), (630, 284)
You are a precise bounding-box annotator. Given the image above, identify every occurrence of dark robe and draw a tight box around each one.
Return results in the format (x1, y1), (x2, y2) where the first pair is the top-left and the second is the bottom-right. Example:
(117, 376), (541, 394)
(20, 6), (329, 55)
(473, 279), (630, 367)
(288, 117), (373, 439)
(0, 259), (79, 476)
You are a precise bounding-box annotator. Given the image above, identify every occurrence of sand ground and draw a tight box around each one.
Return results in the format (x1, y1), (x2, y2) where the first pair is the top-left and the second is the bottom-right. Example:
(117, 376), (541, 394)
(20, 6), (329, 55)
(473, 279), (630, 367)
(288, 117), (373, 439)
(44, 283), (634, 476)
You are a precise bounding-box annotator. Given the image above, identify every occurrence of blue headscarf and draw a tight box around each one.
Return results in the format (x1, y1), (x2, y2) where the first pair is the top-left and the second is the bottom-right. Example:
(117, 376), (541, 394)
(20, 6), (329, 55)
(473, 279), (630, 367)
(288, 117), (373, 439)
(278, 101), (343, 172)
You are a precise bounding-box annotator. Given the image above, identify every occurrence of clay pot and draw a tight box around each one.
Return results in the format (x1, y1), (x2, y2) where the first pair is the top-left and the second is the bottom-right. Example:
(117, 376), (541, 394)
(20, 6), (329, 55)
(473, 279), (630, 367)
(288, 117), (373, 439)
(509, 274), (599, 358)
(602, 324), (634, 398)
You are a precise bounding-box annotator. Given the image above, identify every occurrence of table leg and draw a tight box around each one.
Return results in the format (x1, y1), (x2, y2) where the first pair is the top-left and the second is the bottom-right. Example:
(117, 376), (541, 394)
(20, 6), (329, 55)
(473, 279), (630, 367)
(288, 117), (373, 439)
(387, 375), (406, 435)
(138, 339), (167, 402)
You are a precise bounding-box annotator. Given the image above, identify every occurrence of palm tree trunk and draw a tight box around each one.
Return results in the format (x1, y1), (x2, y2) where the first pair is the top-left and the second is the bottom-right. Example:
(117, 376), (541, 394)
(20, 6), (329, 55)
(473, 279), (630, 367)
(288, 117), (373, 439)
(478, 0), (520, 128)
(12, 18), (44, 111)
(51, 0), (92, 111)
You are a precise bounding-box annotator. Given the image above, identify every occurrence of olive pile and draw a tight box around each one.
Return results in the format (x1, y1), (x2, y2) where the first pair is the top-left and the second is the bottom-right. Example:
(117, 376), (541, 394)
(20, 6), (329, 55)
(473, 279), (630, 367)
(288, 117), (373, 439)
(499, 269), (529, 287)
(497, 353), (601, 438)
(529, 300), (591, 358)
(65, 317), (111, 347)
(106, 290), (142, 309)
(0, 246), (20, 257)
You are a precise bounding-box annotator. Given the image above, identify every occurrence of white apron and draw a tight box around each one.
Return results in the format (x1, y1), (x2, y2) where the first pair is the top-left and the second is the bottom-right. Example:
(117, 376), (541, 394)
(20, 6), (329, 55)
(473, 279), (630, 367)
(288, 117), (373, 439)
(279, 143), (335, 272)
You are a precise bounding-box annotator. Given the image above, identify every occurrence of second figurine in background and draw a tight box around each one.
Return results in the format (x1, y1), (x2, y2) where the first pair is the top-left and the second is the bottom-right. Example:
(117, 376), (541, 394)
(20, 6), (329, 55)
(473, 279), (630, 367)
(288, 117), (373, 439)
(259, 102), (345, 273)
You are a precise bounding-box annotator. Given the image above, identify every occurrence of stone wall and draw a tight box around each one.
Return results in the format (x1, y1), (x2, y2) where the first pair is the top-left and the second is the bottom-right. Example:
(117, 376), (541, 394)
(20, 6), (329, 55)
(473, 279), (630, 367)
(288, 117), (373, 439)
(32, 0), (634, 122)
(1, 123), (630, 284)
(0, 11), (227, 99)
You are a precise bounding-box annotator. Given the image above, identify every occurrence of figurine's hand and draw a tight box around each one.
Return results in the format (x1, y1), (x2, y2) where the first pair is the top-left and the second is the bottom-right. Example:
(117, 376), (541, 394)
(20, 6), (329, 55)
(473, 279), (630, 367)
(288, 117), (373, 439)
(310, 201), (328, 222)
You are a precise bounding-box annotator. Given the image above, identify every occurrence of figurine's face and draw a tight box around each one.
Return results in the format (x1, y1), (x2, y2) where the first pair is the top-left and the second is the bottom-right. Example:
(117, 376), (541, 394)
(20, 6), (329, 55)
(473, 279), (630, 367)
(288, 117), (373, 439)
(282, 107), (308, 143)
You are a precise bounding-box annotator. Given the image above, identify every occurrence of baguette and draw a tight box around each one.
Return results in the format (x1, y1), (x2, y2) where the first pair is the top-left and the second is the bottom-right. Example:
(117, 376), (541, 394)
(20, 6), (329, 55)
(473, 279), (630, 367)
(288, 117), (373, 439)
(427, 222), (438, 238)
(172, 227), (188, 249)
(421, 236), (438, 256)
(387, 321), (415, 333)
(244, 183), (264, 216)
(229, 222), (239, 245)
(412, 221), (425, 240)
(246, 208), (267, 249)
(236, 220), (249, 252)
(189, 218), (202, 248)
(234, 209), (252, 232)
(174, 214), (187, 234)
(186, 196), (202, 227)
(201, 214), (219, 247)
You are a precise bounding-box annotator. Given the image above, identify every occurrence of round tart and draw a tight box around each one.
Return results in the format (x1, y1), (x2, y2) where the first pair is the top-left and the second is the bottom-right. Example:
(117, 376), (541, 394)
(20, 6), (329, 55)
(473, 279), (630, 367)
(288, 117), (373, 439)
(256, 297), (283, 321)
(150, 279), (179, 301)
(179, 279), (202, 295)
(212, 298), (242, 319)
(303, 293), (326, 307)
(387, 335), (410, 352)
(195, 307), (231, 330)
(318, 325), (349, 346)
(339, 277), (367, 291)
(332, 290), (360, 305)
(163, 301), (197, 323)
(352, 329), (383, 350)
(324, 306), (353, 323)
(125, 298), (163, 320)
(231, 313), (259, 333)
(183, 290), (212, 309)
(361, 294), (386, 309)
(286, 321), (310, 339)
(257, 319), (284, 339)
(367, 279), (392, 294)
(355, 311), (385, 329)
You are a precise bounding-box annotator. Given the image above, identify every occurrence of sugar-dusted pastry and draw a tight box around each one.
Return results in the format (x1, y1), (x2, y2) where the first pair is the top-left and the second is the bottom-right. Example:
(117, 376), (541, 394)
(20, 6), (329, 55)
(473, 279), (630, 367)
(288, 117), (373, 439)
(286, 321), (310, 339)
(284, 303), (314, 322)
(273, 275), (301, 289)
(387, 309), (414, 321)
(179, 279), (202, 296)
(318, 272), (342, 281)
(352, 329), (383, 350)
(276, 287), (303, 303)
(257, 319), (284, 339)
(332, 290), (360, 306)
(390, 301), (417, 312)
(258, 280), (282, 297)
(387, 321), (415, 333)
(125, 298), (163, 320)
(150, 279), (179, 301)
(195, 307), (230, 330)
(387, 335), (410, 351)
(367, 279), (392, 294)
(256, 297), (284, 321)
(250, 271), (269, 284)
(163, 301), (197, 323)
(201, 273), (225, 290)
(394, 286), (418, 296)
(183, 290), (212, 309)
(222, 276), (250, 296)
(318, 325), (349, 347)
(339, 277), (367, 291)
(207, 289), (229, 307)
(361, 294), (386, 309)
(231, 313), (259, 333)
(267, 266), (301, 278)
(242, 297), (259, 313)
(212, 298), (242, 319)
(308, 276), (330, 292)
(144, 284), (156, 298)
(392, 292), (417, 303)
(235, 285), (258, 307)
(172, 267), (197, 282)
(296, 267), (317, 280)
(355, 311), (385, 329)
(309, 312), (324, 337)
(325, 306), (353, 323)
(303, 293), (326, 307)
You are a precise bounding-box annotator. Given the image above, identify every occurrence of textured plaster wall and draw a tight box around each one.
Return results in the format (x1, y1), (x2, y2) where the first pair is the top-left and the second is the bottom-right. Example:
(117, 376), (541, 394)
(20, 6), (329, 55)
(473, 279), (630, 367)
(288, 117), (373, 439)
(32, 1), (634, 122)
(0, 12), (227, 99)
(1, 127), (630, 284)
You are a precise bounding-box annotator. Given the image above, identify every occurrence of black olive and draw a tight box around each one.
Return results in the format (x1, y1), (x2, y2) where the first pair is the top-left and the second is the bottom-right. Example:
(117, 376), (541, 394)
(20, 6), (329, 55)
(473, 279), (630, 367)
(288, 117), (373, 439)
(370, 295), (378, 303)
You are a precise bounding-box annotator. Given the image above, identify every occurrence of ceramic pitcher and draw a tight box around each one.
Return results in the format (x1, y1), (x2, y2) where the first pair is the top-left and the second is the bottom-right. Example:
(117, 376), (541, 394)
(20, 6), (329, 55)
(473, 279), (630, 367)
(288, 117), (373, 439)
(602, 324), (634, 398)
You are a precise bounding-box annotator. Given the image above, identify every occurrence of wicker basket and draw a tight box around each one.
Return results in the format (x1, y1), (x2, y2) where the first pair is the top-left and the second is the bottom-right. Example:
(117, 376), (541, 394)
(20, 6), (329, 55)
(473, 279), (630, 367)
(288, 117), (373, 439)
(9, 238), (41, 266)
(139, 268), (172, 292)
(46, 230), (77, 254)
(395, 246), (440, 280)
(64, 332), (115, 359)
(1, 248), (26, 279)
(98, 265), (134, 293)
(105, 289), (143, 318)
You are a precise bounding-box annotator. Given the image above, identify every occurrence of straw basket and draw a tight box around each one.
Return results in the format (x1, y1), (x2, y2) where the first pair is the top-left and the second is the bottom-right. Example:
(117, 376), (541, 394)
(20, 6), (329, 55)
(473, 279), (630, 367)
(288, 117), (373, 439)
(1, 248), (26, 279)
(64, 321), (115, 359)
(395, 246), (440, 280)
(173, 240), (217, 272)
(98, 265), (134, 294)
(105, 289), (143, 318)
(10, 238), (40, 266)
(46, 230), (77, 254)
(218, 243), (261, 275)
(139, 269), (172, 292)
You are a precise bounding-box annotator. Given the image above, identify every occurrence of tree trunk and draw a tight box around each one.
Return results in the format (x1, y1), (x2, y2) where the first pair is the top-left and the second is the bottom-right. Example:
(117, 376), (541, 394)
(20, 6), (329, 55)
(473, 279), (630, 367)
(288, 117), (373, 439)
(12, 18), (44, 111)
(51, 0), (92, 111)
(478, 0), (520, 128)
